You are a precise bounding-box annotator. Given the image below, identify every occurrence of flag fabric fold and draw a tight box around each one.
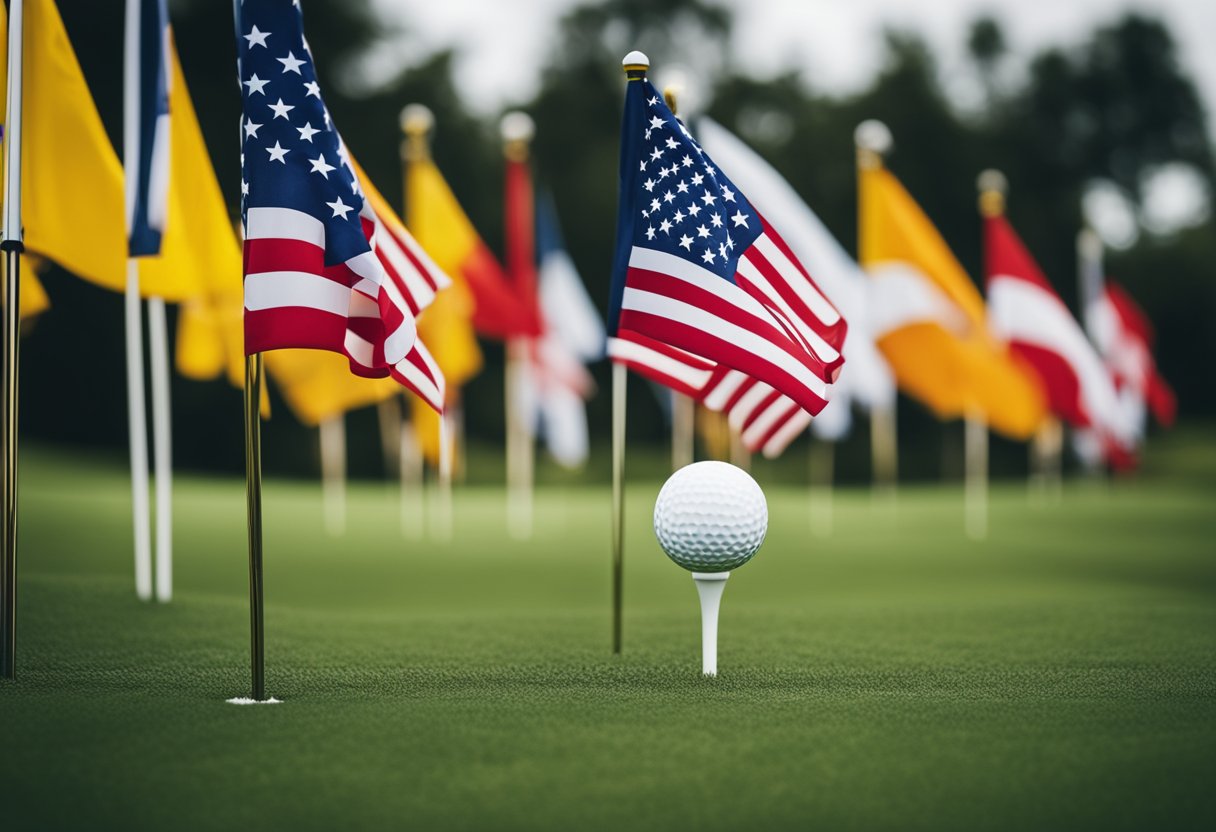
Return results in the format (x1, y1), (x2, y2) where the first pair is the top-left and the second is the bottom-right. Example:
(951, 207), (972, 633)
(608, 76), (846, 453)
(237, 1), (446, 412)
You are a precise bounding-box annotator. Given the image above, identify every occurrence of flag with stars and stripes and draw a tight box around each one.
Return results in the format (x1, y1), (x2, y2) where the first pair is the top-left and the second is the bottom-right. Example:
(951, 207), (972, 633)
(125, 0), (170, 256)
(607, 72), (847, 453)
(235, 0), (449, 411)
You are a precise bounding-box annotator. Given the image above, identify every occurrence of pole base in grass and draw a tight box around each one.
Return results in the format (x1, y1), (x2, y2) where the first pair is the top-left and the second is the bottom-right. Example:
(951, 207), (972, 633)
(225, 696), (282, 705)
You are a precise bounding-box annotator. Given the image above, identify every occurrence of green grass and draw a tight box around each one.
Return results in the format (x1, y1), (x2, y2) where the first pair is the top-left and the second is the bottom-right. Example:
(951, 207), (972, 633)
(2, 442), (1215, 831)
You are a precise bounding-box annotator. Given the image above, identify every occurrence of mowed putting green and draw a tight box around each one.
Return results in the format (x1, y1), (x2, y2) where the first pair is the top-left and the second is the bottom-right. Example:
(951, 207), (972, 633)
(2, 443), (1215, 831)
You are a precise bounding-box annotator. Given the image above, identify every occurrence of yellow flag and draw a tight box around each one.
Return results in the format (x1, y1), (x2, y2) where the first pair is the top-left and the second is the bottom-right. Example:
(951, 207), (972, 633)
(0, 0), (199, 300)
(265, 349), (399, 427)
(404, 158), (484, 388)
(860, 164), (1045, 440)
(405, 156), (485, 463)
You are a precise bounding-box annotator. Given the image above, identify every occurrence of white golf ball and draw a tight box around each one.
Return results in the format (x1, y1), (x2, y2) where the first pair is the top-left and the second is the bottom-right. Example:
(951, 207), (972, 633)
(653, 461), (768, 573)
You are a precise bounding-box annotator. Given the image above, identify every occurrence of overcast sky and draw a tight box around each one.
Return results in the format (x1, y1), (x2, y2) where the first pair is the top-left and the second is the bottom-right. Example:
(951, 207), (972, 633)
(362, 0), (1214, 244)
(366, 0), (1216, 130)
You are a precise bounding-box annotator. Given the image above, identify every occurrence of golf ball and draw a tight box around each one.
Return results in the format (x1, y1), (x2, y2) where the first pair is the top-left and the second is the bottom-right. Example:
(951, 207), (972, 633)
(653, 461), (768, 572)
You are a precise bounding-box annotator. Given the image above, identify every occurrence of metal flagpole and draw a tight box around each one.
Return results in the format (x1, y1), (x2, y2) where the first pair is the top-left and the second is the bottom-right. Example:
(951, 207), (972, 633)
(125, 270), (152, 600)
(671, 393), (694, 470)
(502, 112), (536, 542)
(610, 361), (626, 654)
(613, 51), (648, 653)
(1, 0), (25, 680)
(964, 405), (989, 540)
(854, 121), (898, 500)
(148, 297), (173, 601)
(244, 353), (266, 701)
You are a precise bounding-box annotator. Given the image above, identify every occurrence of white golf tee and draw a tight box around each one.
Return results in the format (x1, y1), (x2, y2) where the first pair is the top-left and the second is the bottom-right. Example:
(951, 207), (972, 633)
(693, 571), (729, 677)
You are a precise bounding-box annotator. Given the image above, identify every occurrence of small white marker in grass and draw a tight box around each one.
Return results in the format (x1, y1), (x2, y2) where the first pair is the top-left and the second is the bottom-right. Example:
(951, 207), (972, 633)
(226, 697), (282, 705)
(653, 462), (768, 677)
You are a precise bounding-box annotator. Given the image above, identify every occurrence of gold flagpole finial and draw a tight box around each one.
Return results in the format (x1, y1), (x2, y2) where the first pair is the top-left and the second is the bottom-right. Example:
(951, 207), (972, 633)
(977, 169), (1008, 217)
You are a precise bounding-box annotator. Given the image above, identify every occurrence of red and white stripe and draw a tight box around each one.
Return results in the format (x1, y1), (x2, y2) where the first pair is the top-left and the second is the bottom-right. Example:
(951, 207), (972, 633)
(607, 331), (812, 458)
(611, 219), (845, 458)
(619, 242), (836, 417)
(244, 202), (448, 412)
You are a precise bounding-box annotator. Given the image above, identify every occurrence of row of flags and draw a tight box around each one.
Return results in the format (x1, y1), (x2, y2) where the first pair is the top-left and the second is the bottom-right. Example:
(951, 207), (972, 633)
(6, 0), (1175, 480)
(1, 1), (1180, 682)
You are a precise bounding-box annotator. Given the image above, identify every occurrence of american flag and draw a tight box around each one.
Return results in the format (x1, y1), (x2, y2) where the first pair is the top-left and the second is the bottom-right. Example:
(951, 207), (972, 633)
(236, 0), (448, 412)
(608, 76), (844, 454)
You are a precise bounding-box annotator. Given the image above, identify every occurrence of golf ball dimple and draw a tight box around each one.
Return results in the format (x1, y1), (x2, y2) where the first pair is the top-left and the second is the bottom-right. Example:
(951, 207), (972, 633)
(653, 461), (768, 572)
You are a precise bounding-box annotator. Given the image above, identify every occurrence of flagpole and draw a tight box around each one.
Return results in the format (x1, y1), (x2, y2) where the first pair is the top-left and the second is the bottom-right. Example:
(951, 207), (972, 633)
(148, 297), (173, 601)
(671, 393), (694, 470)
(964, 405), (989, 540)
(854, 121), (898, 500)
(1075, 228), (1106, 476)
(244, 353), (266, 701)
(611, 360), (626, 654)
(398, 104), (443, 538)
(809, 435), (834, 537)
(434, 410), (453, 542)
(611, 51), (649, 653)
(376, 396), (402, 480)
(1, 0), (26, 680)
(502, 112), (536, 541)
(397, 399), (423, 540)
(125, 272), (153, 600)
(319, 415), (346, 536)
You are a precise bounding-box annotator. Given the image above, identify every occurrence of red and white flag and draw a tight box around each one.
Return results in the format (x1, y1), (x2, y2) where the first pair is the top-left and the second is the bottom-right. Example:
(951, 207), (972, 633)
(1088, 281), (1177, 434)
(984, 213), (1130, 444)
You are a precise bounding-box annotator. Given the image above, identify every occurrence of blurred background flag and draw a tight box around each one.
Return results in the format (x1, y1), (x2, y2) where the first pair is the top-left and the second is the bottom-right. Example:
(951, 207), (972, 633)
(1082, 278), (1177, 470)
(502, 112), (540, 538)
(695, 116), (896, 518)
(858, 139), (1046, 442)
(531, 194), (603, 469)
(981, 177), (1130, 448)
(695, 117), (895, 441)
(401, 107), (525, 472)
